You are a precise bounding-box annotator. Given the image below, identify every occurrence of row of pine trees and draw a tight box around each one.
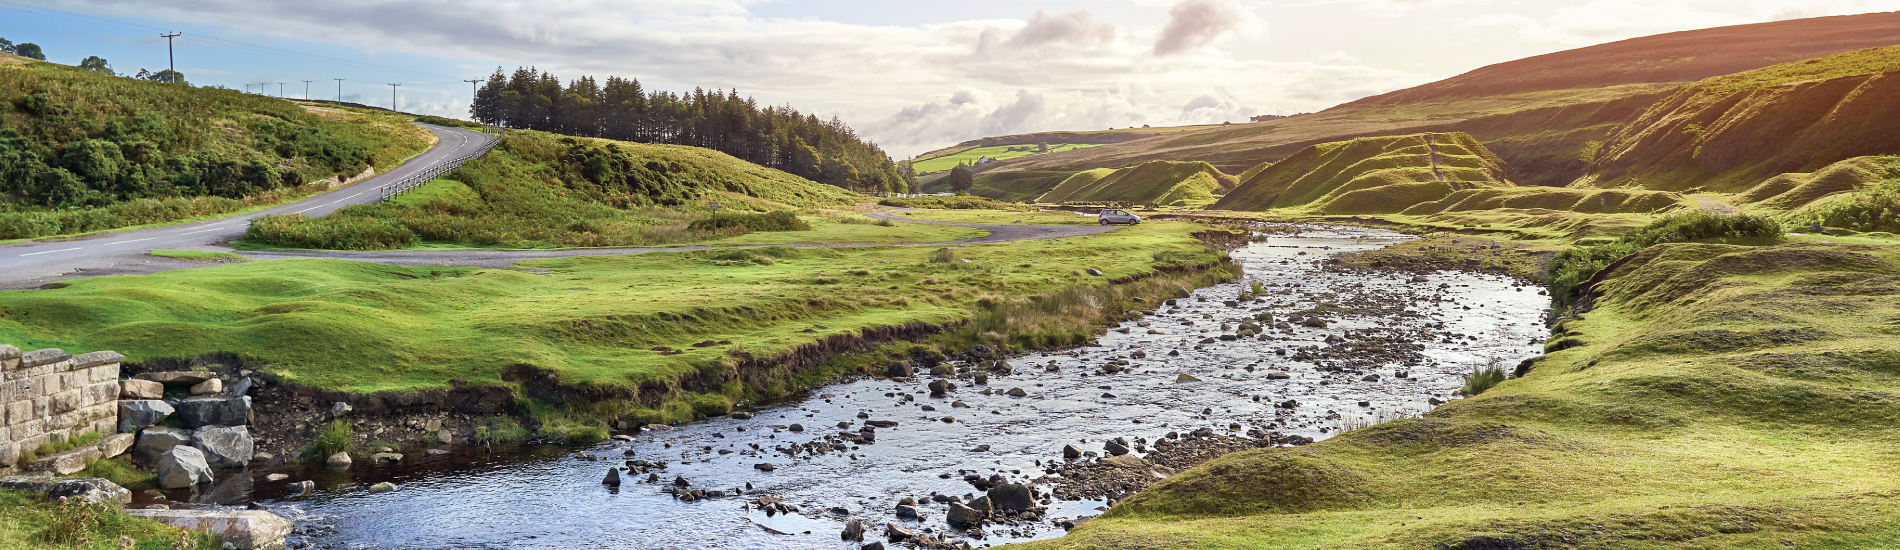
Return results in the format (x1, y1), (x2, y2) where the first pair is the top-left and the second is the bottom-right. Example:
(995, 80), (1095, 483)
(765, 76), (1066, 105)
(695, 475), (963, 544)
(469, 67), (916, 194)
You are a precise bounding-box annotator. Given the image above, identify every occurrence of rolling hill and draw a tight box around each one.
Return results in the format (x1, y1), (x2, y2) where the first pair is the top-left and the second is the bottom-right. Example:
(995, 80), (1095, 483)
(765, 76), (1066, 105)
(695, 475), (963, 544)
(1211, 132), (1517, 214)
(1036, 161), (1232, 205)
(954, 12), (1900, 196)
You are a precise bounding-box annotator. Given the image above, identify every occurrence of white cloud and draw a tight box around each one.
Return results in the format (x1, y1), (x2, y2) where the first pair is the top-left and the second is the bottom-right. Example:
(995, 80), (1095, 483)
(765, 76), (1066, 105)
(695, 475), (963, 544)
(1154, 0), (1258, 55)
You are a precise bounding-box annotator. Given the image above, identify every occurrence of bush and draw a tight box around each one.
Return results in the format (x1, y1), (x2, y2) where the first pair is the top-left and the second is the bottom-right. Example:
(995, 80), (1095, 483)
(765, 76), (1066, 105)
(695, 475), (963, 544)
(414, 115), (483, 129)
(304, 419), (352, 459)
(1799, 184), (1900, 233)
(1460, 366), (1508, 396)
(1548, 212), (1782, 300)
(245, 213), (419, 250)
(877, 196), (1027, 210)
(688, 210), (809, 232)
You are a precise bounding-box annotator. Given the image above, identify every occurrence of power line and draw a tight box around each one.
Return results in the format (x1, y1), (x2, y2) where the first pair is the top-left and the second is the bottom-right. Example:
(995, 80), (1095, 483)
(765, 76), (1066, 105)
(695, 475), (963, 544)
(334, 78), (345, 102)
(302, 80), (313, 99)
(389, 83), (402, 111)
(160, 31), (180, 84)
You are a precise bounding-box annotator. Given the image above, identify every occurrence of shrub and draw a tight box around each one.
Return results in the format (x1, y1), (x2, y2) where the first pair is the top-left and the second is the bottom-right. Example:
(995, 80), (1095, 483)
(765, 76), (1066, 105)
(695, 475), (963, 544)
(877, 196), (1027, 210)
(304, 419), (352, 459)
(245, 213), (419, 250)
(1548, 212), (1781, 300)
(475, 416), (530, 444)
(1799, 184), (1900, 234)
(688, 210), (809, 232)
(838, 215), (895, 227)
(1460, 366), (1508, 396)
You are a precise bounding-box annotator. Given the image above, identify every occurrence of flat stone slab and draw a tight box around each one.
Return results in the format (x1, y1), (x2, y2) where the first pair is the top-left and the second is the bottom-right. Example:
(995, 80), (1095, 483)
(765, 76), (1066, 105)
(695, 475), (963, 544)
(126, 509), (292, 550)
(0, 475), (130, 505)
(138, 371), (219, 385)
(24, 445), (102, 476)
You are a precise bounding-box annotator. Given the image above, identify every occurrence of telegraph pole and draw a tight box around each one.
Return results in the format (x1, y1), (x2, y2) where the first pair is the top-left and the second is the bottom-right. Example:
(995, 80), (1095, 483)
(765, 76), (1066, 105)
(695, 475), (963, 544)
(159, 32), (181, 84)
(303, 80), (313, 99)
(278, 82), (285, 97)
(333, 78), (345, 102)
(388, 83), (401, 111)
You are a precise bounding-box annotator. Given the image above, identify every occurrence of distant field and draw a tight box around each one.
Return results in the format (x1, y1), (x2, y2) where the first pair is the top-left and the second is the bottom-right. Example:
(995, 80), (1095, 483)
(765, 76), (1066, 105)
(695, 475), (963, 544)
(912, 144), (1101, 174)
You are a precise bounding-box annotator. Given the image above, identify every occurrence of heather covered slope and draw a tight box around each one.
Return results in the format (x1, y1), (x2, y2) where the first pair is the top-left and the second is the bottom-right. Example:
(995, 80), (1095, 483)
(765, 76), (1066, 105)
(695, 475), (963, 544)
(1037, 161), (1231, 205)
(1013, 237), (1900, 549)
(1211, 132), (1517, 214)
(1577, 45), (1900, 193)
(959, 12), (1900, 193)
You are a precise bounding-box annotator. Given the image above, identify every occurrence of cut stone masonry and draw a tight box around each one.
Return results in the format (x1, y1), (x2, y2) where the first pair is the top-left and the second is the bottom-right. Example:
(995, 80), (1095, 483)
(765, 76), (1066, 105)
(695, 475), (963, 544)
(0, 345), (123, 473)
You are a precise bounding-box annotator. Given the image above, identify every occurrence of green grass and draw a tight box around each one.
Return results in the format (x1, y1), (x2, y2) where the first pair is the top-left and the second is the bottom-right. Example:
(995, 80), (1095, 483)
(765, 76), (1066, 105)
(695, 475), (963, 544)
(896, 209), (1097, 226)
(877, 195), (1029, 211)
(1006, 235), (1900, 550)
(303, 419), (352, 460)
(911, 144), (1100, 174)
(0, 220), (1217, 401)
(0, 490), (217, 549)
(1039, 161), (1231, 206)
(147, 249), (250, 262)
(74, 456), (157, 490)
(1694, 45), (1900, 95)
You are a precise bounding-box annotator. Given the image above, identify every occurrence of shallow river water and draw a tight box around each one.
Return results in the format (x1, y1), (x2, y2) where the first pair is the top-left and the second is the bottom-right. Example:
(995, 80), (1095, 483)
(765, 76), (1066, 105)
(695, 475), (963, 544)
(198, 224), (1548, 549)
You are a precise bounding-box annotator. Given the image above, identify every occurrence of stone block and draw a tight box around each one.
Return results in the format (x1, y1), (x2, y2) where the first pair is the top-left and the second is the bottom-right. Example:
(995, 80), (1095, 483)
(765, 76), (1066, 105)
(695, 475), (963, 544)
(88, 365), (116, 384)
(4, 400), (27, 426)
(100, 433), (134, 458)
(0, 476), (131, 506)
(24, 445), (101, 475)
(16, 434), (48, 457)
(86, 380), (118, 406)
(0, 442), (15, 467)
(193, 425), (253, 468)
(51, 388), (81, 415)
(19, 348), (70, 368)
(59, 371), (85, 394)
(24, 364), (55, 382)
(0, 344), (20, 361)
(69, 350), (123, 370)
(120, 400), (174, 433)
(176, 396), (251, 429)
(125, 509), (291, 550)
(120, 379), (164, 399)
(2, 380), (32, 402)
(31, 396), (48, 418)
(138, 371), (217, 385)
(92, 417), (116, 437)
(136, 427), (194, 462)
(11, 417), (40, 439)
(190, 378), (223, 396)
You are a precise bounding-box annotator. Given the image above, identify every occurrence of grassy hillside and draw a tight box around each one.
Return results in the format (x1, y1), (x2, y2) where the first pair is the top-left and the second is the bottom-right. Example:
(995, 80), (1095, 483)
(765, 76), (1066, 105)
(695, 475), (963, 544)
(1038, 161), (1231, 206)
(910, 143), (1100, 174)
(0, 55), (432, 239)
(949, 12), (1900, 196)
(243, 131), (865, 249)
(1738, 156), (1900, 211)
(1015, 234), (1900, 549)
(1577, 45), (1900, 193)
(1212, 132), (1518, 214)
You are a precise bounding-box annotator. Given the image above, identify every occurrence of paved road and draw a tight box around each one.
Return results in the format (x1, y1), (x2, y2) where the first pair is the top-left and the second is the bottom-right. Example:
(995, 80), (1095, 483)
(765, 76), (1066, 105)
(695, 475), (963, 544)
(0, 124), (496, 288)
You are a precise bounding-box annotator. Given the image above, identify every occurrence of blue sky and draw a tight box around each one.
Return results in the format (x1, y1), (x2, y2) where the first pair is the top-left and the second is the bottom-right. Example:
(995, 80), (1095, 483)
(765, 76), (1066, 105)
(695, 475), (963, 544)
(6, 0), (1898, 157)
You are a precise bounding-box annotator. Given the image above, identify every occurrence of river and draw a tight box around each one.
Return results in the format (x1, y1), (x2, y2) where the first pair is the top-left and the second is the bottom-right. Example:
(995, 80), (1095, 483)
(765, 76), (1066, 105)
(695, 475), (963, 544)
(176, 224), (1549, 549)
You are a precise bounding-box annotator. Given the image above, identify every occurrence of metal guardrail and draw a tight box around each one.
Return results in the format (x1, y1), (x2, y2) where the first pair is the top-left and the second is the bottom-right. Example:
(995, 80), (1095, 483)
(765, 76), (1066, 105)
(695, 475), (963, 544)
(377, 126), (506, 202)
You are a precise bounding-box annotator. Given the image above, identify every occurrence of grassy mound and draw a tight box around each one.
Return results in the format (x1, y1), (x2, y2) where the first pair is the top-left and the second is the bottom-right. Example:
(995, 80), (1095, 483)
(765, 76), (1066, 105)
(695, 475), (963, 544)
(876, 195), (1028, 211)
(1038, 161), (1231, 206)
(0, 57), (431, 239)
(1739, 156), (1900, 211)
(1403, 187), (1689, 216)
(242, 131), (859, 250)
(1579, 45), (1900, 193)
(1012, 236), (1900, 550)
(910, 143), (1101, 174)
(1212, 132), (1518, 213)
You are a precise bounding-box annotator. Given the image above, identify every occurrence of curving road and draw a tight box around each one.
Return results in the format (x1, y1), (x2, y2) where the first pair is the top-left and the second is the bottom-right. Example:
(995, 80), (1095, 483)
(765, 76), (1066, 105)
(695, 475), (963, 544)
(0, 126), (1116, 289)
(0, 124), (497, 289)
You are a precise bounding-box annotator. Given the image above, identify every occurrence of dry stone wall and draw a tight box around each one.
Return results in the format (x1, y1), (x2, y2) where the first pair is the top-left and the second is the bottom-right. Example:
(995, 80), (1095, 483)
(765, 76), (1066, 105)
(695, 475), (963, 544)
(0, 345), (122, 468)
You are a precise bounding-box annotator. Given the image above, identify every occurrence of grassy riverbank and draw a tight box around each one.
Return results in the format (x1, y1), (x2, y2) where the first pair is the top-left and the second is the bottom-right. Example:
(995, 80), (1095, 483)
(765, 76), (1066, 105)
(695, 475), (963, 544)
(1012, 231), (1900, 548)
(0, 218), (1226, 421)
(0, 490), (216, 549)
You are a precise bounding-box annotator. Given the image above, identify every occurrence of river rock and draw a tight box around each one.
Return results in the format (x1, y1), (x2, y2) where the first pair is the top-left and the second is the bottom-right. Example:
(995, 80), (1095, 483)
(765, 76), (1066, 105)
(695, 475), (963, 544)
(886, 522), (917, 541)
(326, 452), (353, 469)
(887, 361), (914, 378)
(928, 379), (954, 396)
(266, 473), (290, 482)
(1267, 372), (1291, 380)
(842, 519), (865, 541)
(192, 425), (254, 468)
(1176, 373), (1201, 383)
(138, 371), (216, 385)
(930, 365), (954, 376)
(755, 463), (775, 472)
(331, 401), (352, 416)
(1006, 388), (1027, 397)
(0, 476), (131, 505)
(1063, 444), (1082, 459)
(602, 468), (621, 486)
(156, 446), (213, 489)
(135, 427), (194, 463)
(126, 509), (291, 550)
(189, 378), (223, 395)
(988, 483), (1036, 513)
(972, 373), (988, 385)
(968, 495), (994, 516)
(289, 480), (315, 493)
(895, 504), (919, 519)
(228, 377), (253, 397)
(176, 396), (252, 429)
(1103, 439), (1130, 456)
(369, 482), (399, 493)
(372, 452), (404, 464)
(947, 501), (984, 528)
(120, 379), (164, 399)
(1086, 268), (1104, 276)
(864, 543), (886, 550)
(118, 400), (176, 433)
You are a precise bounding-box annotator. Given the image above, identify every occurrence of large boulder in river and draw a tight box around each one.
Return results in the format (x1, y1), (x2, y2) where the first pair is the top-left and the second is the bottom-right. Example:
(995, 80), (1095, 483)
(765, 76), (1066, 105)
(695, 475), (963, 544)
(987, 484), (1036, 513)
(118, 400), (175, 433)
(192, 425), (254, 468)
(927, 379), (954, 396)
(326, 452), (353, 469)
(946, 501), (985, 528)
(135, 427), (194, 463)
(1062, 444), (1082, 459)
(887, 361), (914, 378)
(156, 446), (213, 489)
(176, 396), (252, 429)
(1103, 439), (1130, 456)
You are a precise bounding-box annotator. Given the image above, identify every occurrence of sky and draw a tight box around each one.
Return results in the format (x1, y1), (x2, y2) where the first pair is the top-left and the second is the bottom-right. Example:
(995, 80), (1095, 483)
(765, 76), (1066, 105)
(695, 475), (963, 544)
(5, 0), (1899, 158)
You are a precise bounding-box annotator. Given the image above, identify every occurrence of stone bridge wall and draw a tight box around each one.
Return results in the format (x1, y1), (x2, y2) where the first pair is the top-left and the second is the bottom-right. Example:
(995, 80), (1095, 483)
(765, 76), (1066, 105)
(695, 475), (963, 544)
(0, 345), (122, 468)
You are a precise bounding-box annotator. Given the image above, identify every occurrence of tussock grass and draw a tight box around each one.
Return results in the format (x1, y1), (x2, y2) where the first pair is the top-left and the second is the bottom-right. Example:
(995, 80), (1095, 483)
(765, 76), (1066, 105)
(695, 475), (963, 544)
(1547, 211), (1781, 301)
(1459, 365), (1508, 396)
(0, 490), (216, 549)
(302, 419), (352, 460)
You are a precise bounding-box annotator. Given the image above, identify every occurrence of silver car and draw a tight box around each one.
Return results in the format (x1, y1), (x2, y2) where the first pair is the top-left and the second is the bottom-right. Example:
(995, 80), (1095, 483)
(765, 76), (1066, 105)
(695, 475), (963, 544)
(1098, 209), (1141, 225)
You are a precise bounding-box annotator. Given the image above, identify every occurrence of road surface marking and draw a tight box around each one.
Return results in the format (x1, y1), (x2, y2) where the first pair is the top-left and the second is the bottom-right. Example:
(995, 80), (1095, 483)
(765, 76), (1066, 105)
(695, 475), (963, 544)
(294, 205), (323, 214)
(182, 226), (233, 235)
(19, 247), (82, 257)
(105, 238), (158, 245)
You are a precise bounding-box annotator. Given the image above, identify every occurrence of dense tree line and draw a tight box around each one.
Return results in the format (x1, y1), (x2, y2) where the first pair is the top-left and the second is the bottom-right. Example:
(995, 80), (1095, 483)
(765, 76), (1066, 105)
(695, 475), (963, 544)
(470, 67), (914, 194)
